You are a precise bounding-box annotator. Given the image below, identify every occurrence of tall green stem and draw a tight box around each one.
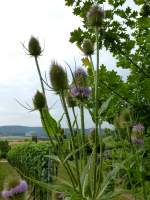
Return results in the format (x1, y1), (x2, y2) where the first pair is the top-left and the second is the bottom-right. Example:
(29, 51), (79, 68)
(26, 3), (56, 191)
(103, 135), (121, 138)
(72, 107), (82, 169)
(34, 57), (46, 96)
(60, 93), (82, 194)
(89, 55), (95, 76)
(93, 27), (99, 198)
(34, 56), (48, 108)
(72, 107), (79, 130)
(96, 123), (103, 194)
(80, 104), (87, 164)
(133, 145), (147, 200)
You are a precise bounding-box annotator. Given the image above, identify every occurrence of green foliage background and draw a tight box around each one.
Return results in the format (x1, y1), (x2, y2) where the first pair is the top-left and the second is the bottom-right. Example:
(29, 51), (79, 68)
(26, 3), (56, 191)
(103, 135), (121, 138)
(65, 0), (150, 130)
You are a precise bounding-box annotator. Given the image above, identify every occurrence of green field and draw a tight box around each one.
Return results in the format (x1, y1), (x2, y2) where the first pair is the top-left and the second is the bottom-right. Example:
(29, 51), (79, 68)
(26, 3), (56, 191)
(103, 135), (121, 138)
(0, 161), (20, 200)
(0, 136), (31, 141)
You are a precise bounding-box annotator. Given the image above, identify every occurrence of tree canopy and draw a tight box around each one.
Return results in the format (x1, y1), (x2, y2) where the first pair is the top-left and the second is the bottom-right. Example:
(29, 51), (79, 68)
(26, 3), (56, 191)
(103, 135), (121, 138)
(65, 0), (150, 130)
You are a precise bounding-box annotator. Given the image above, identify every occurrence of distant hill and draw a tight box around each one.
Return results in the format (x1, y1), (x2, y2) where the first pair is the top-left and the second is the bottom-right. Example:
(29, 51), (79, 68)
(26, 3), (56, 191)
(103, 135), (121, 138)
(0, 126), (105, 138)
(0, 126), (47, 137)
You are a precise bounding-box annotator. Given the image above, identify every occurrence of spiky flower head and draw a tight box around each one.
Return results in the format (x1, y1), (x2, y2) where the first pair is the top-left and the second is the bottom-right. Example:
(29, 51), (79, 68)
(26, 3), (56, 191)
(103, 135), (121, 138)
(28, 36), (42, 57)
(50, 61), (68, 93)
(33, 91), (46, 110)
(118, 109), (131, 128)
(82, 39), (94, 56)
(71, 86), (91, 100)
(74, 68), (88, 87)
(87, 5), (104, 28)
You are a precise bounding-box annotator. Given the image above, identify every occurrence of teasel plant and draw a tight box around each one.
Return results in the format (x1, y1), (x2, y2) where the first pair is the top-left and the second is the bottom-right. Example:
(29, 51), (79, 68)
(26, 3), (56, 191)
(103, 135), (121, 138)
(25, 4), (132, 200)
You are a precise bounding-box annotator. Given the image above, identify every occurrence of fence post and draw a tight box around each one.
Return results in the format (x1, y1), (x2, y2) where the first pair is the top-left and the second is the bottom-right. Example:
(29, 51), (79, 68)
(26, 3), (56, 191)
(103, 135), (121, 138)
(48, 147), (51, 183)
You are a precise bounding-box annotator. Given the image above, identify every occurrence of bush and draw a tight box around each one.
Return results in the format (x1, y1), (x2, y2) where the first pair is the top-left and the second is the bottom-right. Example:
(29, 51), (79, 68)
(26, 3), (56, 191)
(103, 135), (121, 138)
(7, 142), (57, 182)
(0, 140), (10, 158)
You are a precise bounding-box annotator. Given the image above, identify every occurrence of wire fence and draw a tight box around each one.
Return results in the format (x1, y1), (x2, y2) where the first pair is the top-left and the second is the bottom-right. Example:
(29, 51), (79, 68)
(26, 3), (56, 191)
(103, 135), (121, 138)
(8, 149), (59, 200)
(14, 164), (53, 200)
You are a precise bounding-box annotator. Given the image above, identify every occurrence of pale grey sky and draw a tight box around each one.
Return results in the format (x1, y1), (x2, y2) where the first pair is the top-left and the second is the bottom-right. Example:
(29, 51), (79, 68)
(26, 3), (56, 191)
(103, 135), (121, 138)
(0, 0), (133, 128)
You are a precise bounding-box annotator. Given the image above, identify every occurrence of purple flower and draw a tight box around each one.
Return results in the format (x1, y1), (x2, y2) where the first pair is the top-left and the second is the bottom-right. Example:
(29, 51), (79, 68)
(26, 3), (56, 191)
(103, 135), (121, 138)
(74, 68), (87, 79)
(132, 123), (144, 133)
(1, 190), (13, 198)
(71, 87), (91, 99)
(12, 181), (28, 194)
(1, 180), (28, 198)
(131, 138), (144, 145)
(73, 68), (88, 87)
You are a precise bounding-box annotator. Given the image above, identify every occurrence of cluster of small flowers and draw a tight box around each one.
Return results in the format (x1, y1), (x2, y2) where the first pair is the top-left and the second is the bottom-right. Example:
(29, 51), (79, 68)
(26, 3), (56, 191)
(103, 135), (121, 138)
(132, 123), (144, 133)
(70, 68), (91, 100)
(71, 87), (91, 99)
(1, 181), (28, 198)
(74, 68), (87, 79)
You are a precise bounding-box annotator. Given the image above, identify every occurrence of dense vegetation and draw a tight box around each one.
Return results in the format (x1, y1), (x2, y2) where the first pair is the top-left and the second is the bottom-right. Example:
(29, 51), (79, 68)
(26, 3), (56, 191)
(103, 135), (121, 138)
(2, 0), (150, 200)
(7, 142), (59, 183)
(0, 141), (10, 158)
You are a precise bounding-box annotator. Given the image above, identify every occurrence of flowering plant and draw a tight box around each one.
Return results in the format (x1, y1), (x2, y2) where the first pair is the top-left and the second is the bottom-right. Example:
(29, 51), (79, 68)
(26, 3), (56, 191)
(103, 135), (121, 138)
(26, 5), (119, 200)
(1, 179), (28, 200)
(22, 3), (149, 200)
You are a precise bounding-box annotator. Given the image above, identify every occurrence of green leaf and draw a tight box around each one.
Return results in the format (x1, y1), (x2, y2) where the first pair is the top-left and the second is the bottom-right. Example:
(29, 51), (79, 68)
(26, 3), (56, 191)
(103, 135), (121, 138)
(133, 0), (144, 5)
(96, 166), (120, 199)
(40, 108), (58, 137)
(99, 95), (113, 116)
(65, 0), (74, 6)
(44, 154), (61, 163)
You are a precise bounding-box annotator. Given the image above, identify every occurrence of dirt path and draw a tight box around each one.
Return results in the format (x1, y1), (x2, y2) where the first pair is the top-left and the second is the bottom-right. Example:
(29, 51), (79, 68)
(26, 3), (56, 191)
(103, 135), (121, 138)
(0, 160), (8, 163)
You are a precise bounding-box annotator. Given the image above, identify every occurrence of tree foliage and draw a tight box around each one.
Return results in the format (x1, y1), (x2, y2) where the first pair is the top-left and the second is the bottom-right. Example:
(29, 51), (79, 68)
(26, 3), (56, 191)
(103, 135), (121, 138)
(65, 0), (150, 129)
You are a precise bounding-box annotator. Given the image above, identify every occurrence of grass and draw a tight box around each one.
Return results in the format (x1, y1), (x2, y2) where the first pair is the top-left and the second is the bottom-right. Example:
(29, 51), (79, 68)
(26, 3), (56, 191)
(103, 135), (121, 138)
(0, 161), (20, 200)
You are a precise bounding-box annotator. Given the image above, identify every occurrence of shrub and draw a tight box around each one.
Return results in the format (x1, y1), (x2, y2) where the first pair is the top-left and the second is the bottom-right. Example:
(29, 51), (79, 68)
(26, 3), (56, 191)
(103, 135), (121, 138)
(7, 142), (57, 182)
(0, 140), (10, 158)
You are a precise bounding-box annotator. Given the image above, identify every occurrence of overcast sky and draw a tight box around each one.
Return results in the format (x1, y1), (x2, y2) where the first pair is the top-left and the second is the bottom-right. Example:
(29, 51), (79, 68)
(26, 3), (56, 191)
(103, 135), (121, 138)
(0, 0), (135, 128)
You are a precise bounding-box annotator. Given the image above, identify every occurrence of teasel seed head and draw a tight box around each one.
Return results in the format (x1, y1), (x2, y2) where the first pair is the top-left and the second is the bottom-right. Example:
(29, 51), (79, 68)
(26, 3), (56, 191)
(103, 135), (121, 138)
(87, 5), (104, 28)
(82, 39), (94, 56)
(33, 91), (46, 110)
(28, 36), (42, 57)
(118, 109), (131, 128)
(50, 61), (68, 93)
